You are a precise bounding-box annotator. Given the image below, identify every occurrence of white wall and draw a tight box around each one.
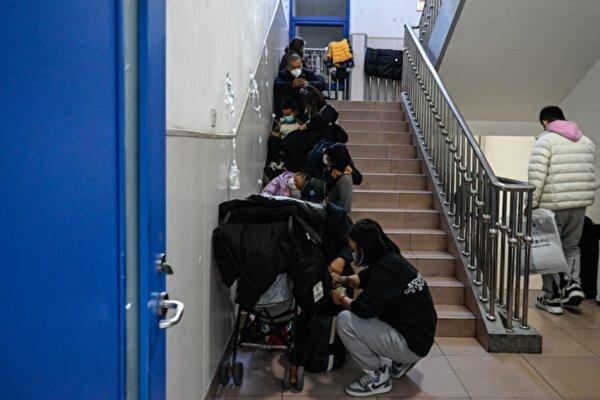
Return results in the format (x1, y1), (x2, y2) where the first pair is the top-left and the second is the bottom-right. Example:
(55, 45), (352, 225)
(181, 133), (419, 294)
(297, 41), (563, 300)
(350, 0), (421, 37)
(562, 57), (600, 222)
(165, 2), (288, 399)
(167, 0), (285, 136)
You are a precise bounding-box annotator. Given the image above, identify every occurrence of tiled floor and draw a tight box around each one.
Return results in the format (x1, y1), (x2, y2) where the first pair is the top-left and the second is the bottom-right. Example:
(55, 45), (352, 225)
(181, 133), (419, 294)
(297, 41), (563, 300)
(215, 298), (600, 399)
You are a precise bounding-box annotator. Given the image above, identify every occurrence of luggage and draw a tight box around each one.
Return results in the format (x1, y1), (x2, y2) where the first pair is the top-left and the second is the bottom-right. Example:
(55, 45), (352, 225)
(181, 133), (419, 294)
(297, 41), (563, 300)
(296, 312), (346, 373)
(364, 48), (403, 80)
(578, 216), (600, 299)
(524, 209), (568, 276)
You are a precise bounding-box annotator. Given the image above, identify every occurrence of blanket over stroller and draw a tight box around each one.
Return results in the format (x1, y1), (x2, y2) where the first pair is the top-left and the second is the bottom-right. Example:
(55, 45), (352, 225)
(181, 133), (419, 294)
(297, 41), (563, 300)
(213, 195), (332, 309)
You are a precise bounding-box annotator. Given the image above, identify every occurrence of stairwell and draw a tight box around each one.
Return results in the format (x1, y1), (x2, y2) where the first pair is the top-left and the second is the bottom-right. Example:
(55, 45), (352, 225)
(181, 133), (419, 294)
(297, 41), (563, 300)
(333, 99), (477, 338)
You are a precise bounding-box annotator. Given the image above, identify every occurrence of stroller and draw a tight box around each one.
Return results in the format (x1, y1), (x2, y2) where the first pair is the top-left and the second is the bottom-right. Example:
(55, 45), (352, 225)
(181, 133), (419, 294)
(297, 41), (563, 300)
(218, 274), (305, 390)
(213, 196), (329, 391)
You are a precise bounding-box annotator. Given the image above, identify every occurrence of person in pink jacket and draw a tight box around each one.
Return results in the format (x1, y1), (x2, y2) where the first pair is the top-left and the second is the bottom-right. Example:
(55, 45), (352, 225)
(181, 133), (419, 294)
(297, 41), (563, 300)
(261, 171), (309, 197)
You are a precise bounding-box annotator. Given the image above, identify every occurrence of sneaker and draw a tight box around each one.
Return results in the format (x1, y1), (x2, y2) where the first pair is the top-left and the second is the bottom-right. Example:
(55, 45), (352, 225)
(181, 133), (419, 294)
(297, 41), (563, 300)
(390, 361), (416, 379)
(561, 283), (585, 307)
(535, 295), (564, 315)
(344, 365), (392, 397)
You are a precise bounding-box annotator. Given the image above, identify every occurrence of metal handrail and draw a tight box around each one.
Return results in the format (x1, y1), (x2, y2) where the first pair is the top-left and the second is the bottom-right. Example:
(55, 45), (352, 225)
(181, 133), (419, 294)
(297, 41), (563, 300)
(402, 21), (534, 331)
(418, 0), (443, 46)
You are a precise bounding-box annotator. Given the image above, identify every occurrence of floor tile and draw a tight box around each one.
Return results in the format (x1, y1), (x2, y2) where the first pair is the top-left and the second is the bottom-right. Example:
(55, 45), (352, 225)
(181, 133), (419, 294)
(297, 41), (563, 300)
(216, 350), (285, 397)
(524, 356), (600, 398)
(428, 341), (443, 356)
(527, 326), (595, 357)
(534, 307), (600, 329)
(562, 328), (600, 356)
(386, 355), (469, 398)
(579, 299), (600, 308)
(447, 354), (560, 398)
(436, 338), (489, 356)
(526, 307), (558, 328)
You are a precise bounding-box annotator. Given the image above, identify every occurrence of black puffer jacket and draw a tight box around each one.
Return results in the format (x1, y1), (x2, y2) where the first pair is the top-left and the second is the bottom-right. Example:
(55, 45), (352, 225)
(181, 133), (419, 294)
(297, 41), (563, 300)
(213, 195), (332, 309)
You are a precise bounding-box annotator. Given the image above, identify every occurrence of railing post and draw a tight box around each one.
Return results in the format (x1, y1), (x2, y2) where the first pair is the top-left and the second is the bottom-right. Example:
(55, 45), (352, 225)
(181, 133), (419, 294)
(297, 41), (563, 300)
(521, 193), (534, 329)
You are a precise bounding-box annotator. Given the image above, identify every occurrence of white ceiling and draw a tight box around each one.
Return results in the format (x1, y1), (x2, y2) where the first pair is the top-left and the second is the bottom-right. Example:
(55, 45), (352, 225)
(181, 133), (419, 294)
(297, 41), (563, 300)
(438, 0), (600, 122)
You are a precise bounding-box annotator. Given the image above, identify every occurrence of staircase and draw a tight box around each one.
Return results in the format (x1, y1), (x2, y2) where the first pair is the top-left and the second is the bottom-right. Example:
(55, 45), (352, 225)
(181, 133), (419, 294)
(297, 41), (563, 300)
(332, 99), (476, 338)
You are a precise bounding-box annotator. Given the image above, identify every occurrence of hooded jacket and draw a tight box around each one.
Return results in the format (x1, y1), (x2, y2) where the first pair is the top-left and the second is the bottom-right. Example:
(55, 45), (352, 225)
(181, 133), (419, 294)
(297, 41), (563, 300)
(261, 171), (295, 197)
(303, 140), (363, 190)
(528, 120), (597, 210)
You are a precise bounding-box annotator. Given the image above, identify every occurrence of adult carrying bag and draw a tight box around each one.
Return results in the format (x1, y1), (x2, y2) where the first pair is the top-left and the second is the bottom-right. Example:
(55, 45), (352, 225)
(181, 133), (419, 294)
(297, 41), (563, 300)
(524, 208), (568, 275)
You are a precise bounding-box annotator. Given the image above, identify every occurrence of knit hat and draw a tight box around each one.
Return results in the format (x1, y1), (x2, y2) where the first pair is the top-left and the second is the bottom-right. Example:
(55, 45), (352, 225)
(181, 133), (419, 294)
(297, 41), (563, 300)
(300, 178), (326, 203)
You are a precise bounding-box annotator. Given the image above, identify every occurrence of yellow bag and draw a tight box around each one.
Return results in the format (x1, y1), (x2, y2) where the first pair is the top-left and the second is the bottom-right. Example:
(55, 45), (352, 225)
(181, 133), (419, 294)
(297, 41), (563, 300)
(326, 39), (353, 65)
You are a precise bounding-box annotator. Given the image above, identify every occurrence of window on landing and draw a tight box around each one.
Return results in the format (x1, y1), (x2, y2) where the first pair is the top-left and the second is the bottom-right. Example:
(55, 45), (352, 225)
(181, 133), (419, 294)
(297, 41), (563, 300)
(293, 0), (347, 18)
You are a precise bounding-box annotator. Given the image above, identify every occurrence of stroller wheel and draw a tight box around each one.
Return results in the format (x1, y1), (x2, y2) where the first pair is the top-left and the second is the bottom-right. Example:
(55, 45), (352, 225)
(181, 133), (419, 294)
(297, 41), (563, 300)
(232, 362), (244, 386)
(282, 359), (291, 390)
(296, 365), (304, 391)
(218, 361), (230, 385)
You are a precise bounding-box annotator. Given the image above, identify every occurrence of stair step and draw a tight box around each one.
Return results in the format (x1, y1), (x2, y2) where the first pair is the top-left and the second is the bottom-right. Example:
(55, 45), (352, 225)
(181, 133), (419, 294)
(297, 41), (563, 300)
(359, 173), (427, 190)
(351, 208), (438, 228)
(353, 158), (422, 174)
(338, 119), (408, 133)
(348, 132), (413, 145)
(347, 144), (417, 159)
(339, 109), (405, 121)
(354, 189), (432, 209)
(435, 305), (476, 337)
(384, 227), (447, 251)
(404, 251), (456, 277)
(330, 100), (403, 111)
(427, 277), (465, 305)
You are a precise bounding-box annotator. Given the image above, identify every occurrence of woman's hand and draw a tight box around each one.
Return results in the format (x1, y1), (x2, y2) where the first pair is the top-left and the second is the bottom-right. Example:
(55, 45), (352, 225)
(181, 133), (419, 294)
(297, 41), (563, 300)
(328, 257), (345, 275)
(331, 287), (346, 306)
(331, 169), (343, 179)
(344, 166), (353, 175)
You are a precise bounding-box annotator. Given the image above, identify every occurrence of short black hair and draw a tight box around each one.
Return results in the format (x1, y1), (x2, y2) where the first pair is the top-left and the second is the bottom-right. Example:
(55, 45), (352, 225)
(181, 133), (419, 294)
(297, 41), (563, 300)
(539, 106), (566, 124)
(281, 100), (297, 111)
(289, 37), (305, 53)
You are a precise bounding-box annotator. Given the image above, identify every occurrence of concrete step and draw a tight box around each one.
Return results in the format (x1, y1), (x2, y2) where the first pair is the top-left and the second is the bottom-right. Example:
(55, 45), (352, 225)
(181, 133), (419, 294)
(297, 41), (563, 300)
(338, 109), (405, 121)
(348, 132), (413, 145)
(330, 100), (403, 111)
(359, 173), (427, 190)
(384, 227), (447, 251)
(352, 207), (438, 228)
(435, 305), (476, 337)
(347, 144), (417, 159)
(338, 119), (408, 133)
(404, 251), (456, 277)
(427, 277), (465, 305)
(353, 189), (432, 209)
(353, 158), (422, 174)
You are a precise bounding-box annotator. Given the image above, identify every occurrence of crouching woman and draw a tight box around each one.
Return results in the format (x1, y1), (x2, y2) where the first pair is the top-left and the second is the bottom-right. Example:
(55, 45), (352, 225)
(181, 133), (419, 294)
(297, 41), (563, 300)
(331, 219), (438, 397)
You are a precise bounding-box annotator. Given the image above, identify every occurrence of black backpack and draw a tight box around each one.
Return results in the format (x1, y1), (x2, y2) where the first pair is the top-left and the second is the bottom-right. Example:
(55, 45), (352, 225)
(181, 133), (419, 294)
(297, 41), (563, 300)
(296, 311), (347, 373)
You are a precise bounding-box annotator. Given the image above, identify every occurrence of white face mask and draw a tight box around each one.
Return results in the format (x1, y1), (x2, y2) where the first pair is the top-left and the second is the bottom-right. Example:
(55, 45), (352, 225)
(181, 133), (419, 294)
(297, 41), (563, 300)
(286, 177), (297, 190)
(291, 68), (302, 78)
(323, 155), (332, 166)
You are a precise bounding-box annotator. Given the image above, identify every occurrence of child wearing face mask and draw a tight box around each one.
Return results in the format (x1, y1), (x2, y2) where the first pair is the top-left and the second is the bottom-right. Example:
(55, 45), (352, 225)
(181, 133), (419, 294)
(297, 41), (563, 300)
(272, 102), (301, 139)
(261, 171), (309, 197)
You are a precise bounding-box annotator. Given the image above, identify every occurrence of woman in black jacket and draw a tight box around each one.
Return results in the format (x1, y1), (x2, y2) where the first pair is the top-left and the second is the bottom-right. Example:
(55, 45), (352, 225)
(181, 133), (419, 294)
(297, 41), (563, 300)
(300, 86), (348, 146)
(331, 219), (438, 397)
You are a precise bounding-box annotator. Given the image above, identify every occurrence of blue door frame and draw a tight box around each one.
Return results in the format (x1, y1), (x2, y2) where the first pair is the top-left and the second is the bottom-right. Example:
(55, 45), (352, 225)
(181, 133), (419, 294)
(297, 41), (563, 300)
(0, 1), (167, 399)
(289, 0), (350, 40)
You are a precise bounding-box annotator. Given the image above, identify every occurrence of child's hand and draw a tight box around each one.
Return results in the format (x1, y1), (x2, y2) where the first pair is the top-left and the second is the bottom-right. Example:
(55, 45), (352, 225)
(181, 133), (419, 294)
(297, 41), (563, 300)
(344, 166), (353, 175)
(328, 257), (345, 274)
(331, 169), (343, 179)
(298, 123), (308, 131)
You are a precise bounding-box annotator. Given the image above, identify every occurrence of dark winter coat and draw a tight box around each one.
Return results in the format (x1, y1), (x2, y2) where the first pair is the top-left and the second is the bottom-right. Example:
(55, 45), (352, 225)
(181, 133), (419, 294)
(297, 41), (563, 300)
(307, 104), (348, 144)
(303, 140), (363, 192)
(273, 68), (326, 118)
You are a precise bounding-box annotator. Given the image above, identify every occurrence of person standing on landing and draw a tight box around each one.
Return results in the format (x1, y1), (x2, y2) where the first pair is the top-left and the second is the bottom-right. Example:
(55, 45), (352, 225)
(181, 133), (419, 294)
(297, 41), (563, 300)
(529, 106), (598, 314)
(331, 219), (437, 397)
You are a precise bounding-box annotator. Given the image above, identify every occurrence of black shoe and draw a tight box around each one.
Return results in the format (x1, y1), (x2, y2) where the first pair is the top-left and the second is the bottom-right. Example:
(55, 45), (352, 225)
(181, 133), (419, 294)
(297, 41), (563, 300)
(562, 283), (585, 307)
(535, 295), (563, 315)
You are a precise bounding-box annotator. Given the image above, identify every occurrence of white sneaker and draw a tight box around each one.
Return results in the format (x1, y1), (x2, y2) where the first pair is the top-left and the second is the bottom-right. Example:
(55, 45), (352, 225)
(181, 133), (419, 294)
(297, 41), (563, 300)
(390, 361), (417, 379)
(344, 365), (392, 397)
(535, 295), (563, 315)
(562, 283), (585, 307)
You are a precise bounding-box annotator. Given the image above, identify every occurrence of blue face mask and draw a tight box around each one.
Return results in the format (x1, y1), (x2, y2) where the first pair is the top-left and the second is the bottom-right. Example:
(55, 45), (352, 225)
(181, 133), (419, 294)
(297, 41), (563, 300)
(282, 115), (296, 124)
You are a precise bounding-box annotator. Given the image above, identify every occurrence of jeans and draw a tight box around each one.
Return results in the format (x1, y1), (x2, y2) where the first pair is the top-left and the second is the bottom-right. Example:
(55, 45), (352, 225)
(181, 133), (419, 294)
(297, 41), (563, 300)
(542, 207), (586, 298)
(336, 310), (421, 371)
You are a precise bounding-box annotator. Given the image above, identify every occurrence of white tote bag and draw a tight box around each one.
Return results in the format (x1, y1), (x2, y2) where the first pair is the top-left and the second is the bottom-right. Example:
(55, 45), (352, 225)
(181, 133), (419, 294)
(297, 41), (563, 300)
(524, 208), (568, 275)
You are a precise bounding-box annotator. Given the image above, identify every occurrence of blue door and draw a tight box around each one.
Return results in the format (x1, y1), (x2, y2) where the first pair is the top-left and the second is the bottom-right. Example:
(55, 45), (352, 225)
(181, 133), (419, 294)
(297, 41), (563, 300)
(0, 1), (169, 399)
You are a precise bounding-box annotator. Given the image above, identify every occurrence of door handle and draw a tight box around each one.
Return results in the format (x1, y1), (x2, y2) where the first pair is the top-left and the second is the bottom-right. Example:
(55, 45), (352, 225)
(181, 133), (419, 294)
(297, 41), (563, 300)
(157, 292), (185, 329)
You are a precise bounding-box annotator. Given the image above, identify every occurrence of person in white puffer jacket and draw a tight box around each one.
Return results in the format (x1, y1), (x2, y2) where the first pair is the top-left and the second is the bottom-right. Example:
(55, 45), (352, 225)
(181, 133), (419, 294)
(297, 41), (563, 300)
(529, 106), (598, 315)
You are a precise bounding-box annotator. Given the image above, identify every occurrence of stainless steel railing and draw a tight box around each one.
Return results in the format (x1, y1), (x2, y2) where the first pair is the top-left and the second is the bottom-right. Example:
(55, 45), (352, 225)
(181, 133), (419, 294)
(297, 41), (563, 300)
(418, 0), (443, 45)
(305, 47), (350, 100)
(402, 22), (535, 331)
(364, 77), (402, 101)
